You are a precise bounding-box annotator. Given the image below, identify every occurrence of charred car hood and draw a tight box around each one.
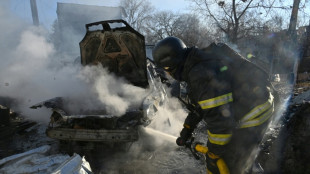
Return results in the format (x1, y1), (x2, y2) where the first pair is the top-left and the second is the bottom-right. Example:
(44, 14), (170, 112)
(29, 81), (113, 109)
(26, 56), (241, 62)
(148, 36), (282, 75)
(80, 20), (148, 88)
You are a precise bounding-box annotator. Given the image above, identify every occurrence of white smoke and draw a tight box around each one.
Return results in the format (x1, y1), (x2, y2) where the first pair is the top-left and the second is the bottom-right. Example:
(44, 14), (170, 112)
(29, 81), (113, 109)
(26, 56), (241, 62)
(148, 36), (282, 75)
(0, 2), (188, 153)
(0, 2), (203, 173)
(148, 96), (187, 137)
(0, 2), (150, 122)
(77, 65), (149, 116)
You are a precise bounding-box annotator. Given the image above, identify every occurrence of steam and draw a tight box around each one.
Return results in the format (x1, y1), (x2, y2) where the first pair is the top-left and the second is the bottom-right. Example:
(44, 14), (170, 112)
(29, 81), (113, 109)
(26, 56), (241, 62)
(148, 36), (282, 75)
(148, 96), (187, 137)
(78, 65), (149, 116)
(0, 3), (150, 122)
(1, 3), (189, 170)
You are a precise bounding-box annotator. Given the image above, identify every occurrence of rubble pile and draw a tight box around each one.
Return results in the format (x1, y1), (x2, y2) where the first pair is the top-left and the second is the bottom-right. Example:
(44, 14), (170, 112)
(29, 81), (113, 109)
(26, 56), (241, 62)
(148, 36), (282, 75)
(278, 83), (310, 173)
(0, 104), (37, 158)
(257, 81), (310, 173)
(280, 102), (310, 173)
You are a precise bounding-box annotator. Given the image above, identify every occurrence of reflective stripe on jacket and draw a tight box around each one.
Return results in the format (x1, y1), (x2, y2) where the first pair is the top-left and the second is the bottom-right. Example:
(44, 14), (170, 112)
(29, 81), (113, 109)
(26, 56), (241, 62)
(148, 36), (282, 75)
(198, 93), (233, 109)
(180, 44), (273, 151)
(198, 92), (273, 146)
(238, 93), (274, 128)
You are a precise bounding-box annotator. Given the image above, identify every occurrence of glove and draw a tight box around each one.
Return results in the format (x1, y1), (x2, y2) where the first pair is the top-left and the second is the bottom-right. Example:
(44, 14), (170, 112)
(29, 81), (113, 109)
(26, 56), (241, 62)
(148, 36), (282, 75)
(176, 127), (193, 146)
(206, 152), (221, 174)
(176, 137), (186, 146)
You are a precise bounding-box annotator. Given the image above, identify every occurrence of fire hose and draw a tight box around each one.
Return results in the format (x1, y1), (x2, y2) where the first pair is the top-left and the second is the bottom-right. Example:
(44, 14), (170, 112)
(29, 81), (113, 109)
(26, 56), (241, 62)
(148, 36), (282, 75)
(184, 137), (230, 174)
(174, 98), (230, 173)
(143, 127), (230, 174)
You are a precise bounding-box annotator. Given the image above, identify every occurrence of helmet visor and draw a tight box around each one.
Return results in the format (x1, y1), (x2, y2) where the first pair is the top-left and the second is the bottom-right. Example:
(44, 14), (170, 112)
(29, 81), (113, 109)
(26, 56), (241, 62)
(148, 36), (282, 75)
(164, 66), (177, 77)
(164, 66), (173, 71)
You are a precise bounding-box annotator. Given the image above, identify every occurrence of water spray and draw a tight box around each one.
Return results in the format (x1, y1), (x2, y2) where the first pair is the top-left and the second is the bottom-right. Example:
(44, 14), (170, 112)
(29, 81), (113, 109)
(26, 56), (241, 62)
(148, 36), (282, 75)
(143, 127), (229, 174)
(143, 127), (177, 142)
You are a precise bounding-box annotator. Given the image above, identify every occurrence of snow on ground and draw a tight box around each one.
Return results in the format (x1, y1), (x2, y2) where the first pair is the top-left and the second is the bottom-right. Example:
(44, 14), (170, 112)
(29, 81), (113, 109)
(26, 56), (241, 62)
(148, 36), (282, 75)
(0, 123), (206, 174)
(291, 89), (310, 104)
(0, 145), (92, 174)
(77, 126), (206, 174)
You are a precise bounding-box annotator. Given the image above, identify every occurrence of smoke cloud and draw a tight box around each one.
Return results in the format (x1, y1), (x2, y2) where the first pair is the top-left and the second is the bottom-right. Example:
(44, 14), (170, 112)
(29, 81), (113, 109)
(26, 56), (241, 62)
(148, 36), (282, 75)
(0, 2), (150, 123)
(0, 2), (189, 161)
(77, 65), (149, 116)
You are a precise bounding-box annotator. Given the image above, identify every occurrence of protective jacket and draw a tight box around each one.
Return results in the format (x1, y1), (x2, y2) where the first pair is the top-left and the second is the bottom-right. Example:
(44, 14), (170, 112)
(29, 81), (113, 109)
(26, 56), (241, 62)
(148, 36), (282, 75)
(180, 43), (274, 172)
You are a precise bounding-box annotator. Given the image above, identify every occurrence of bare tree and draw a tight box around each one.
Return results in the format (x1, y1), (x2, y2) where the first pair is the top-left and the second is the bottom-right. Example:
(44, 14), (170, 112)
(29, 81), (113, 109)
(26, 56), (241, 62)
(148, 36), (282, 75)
(120, 0), (154, 33)
(188, 0), (307, 43)
(145, 11), (212, 47)
(145, 11), (179, 42)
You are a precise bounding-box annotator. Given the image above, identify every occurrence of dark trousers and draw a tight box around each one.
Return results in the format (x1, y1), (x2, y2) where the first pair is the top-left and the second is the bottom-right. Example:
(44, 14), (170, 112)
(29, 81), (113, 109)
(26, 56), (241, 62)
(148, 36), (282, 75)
(221, 122), (269, 174)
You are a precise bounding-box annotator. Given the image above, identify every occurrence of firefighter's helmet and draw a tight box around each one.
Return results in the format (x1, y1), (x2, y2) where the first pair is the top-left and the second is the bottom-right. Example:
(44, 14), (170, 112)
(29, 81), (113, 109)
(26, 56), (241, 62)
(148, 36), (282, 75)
(152, 36), (187, 73)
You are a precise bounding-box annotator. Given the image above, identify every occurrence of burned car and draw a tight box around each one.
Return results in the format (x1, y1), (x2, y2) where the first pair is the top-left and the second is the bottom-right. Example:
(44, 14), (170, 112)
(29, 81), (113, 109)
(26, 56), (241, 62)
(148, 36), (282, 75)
(31, 20), (167, 145)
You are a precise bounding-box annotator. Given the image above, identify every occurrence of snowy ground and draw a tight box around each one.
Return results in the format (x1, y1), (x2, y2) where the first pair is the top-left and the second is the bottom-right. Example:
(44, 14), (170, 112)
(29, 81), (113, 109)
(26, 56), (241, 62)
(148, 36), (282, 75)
(87, 139), (206, 174)
(1, 81), (301, 174)
(60, 126), (207, 174)
(0, 122), (206, 174)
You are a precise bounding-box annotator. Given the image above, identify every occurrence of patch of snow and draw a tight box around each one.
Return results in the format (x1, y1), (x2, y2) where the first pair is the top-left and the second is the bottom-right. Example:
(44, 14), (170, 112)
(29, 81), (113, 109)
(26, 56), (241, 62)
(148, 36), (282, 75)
(291, 90), (310, 104)
(0, 145), (51, 166)
(51, 153), (92, 174)
(0, 145), (92, 174)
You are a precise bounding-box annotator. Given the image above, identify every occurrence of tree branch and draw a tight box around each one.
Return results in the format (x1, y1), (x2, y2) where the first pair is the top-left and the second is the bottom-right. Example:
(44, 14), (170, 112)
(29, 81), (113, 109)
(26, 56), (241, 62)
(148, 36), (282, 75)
(203, 0), (228, 33)
(237, 0), (254, 20)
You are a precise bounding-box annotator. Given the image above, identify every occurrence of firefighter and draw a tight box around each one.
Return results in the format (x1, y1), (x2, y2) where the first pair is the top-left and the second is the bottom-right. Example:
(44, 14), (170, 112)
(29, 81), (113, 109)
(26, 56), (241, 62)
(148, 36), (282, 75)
(152, 36), (275, 174)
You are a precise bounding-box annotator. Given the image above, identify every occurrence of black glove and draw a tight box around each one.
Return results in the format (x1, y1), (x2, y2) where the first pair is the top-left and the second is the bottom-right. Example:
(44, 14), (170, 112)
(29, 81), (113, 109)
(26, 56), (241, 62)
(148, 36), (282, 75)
(176, 127), (193, 146)
(176, 137), (186, 146)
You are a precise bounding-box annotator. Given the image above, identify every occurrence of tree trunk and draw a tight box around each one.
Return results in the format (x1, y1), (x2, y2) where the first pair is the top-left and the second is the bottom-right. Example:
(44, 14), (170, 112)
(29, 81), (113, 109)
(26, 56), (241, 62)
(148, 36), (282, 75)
(287, 0), (301, 41)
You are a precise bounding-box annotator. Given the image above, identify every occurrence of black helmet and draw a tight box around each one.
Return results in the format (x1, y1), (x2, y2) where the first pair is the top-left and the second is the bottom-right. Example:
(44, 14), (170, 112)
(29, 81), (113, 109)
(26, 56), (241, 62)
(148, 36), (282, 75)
(152, 36), (187, 72)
